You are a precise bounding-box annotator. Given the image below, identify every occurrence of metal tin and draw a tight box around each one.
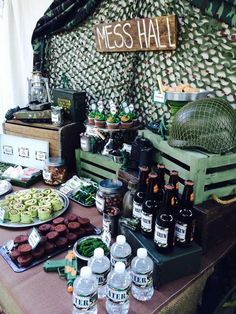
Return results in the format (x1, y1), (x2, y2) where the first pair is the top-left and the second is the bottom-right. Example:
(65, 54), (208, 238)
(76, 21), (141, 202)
(99, 179), (123, 194)
(166, 90), (213, 101)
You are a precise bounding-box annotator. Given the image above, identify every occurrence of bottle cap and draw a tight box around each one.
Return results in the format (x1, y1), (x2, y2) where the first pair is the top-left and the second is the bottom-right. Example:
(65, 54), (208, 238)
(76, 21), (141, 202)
(80, 266), (92, 279)
(114, 262), (125, 273)
(94, 247), (104, 258)
(137, 248), (147, 258)
(116, 235), (126, 245)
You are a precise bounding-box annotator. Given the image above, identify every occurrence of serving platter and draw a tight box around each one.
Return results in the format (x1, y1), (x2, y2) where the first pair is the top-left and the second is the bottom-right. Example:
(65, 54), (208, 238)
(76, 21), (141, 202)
(0, 180), (12, 197)
(166, 90), (213, 101)
(0, 189), (69, 228)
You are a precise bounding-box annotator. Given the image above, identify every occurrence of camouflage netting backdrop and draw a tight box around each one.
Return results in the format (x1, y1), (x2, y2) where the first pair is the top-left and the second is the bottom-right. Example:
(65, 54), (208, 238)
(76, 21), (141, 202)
(44, 0), (236, 123)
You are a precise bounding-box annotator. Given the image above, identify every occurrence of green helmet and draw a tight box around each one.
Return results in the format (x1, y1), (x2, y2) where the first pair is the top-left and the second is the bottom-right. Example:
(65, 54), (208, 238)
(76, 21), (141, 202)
(168, 98), (236, 154)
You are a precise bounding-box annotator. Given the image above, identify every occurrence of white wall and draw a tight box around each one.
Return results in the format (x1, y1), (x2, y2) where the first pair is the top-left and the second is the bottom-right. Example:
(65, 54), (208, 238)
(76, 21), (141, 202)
(0, 0), (52, 133)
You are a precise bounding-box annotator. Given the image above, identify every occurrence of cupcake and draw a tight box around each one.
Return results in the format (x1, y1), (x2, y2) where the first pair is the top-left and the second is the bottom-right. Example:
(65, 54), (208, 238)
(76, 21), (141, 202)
(120, 114), (133, 128)
(94, 113), (106, 128)
(106, 115), (120, 129)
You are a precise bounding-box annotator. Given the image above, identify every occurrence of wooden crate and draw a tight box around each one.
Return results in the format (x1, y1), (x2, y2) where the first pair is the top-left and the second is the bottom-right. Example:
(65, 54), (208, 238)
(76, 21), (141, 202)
(3, 120), (83, 170)
(75, 149), (121, 182)
(139, 129), (236, 204)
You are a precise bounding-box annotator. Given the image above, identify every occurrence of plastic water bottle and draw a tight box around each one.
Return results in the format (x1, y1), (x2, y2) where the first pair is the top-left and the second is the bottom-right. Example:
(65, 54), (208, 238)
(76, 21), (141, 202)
(88, 247), (110, 298)
(106, 262), (131, 314)
(72, 266), (98, 314)
(110, 235), (132, 269)
(131, 248), (154, 301)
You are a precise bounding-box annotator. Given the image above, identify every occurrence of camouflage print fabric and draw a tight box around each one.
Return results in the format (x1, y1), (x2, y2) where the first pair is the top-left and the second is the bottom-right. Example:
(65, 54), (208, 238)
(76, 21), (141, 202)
(189, 0), (236, 27)
(32, 0), (102, 72)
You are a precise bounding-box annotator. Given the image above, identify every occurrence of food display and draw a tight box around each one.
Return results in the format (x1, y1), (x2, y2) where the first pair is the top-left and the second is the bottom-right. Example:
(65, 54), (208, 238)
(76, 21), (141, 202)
(162, 83), (199, 93)
(0, 188), (69, 227)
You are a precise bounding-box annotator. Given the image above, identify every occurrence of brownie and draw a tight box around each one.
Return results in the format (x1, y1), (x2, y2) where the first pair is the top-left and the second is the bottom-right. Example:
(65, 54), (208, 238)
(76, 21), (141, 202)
(14, 235), (28, 245)
(44, 241), (55, 254)
(67, 213), (78, 222)
(32, 247), (45, 259)
(75, 228), (86, 238)
(52, 217), (65, 225)
(38, 224), (52, 235)
(77, 217), (90, 226)
(46, 231), (59, 242)
(55, 236), (68, 248)
(17, 254), (33, 267)
(68, 221), (80, 232)
(84, 225), (94, 236)
(66, 232), (78, 244)
(55, 224), (67, 235)
(18, 243), (32, 255)
(10, 248), (21, 261)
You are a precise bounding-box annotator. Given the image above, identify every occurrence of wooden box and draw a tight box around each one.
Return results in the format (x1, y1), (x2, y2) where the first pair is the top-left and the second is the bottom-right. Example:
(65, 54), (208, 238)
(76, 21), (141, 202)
(75, 149), (121, 182)
(139, 129), (236, 204)
(3, 120), (83, 170)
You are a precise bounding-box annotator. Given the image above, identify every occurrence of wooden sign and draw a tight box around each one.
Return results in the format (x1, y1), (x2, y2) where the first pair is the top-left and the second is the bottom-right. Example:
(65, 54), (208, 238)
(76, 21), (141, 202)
(94, 15), (177, 52)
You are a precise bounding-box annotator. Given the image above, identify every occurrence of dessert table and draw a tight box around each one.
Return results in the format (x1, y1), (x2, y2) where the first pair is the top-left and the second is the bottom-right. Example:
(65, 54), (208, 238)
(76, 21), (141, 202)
(0, 181), (235, 314)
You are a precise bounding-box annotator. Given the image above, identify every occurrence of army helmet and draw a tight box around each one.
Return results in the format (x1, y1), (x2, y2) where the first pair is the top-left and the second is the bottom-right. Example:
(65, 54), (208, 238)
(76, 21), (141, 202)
(168, 97), (236, 154)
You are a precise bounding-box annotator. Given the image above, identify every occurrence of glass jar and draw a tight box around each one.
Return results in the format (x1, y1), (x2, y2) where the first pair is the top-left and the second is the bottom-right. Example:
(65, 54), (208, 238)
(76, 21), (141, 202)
(95, 179), (123, 214)
(43, 157), (67, 185)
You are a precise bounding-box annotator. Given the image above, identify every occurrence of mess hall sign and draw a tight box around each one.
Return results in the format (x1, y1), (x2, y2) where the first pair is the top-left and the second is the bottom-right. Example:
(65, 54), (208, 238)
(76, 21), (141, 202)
(94, 15), (177, 52)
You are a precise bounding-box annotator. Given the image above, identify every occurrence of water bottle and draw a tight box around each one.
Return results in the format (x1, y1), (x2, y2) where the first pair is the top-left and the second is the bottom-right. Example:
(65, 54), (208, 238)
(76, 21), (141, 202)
(110, 235), (132, 269)
(72, 266), (98, 314)
(88, 247), (110, 298)
(106, 262), (131, 314)
(131, 248), (154, 301)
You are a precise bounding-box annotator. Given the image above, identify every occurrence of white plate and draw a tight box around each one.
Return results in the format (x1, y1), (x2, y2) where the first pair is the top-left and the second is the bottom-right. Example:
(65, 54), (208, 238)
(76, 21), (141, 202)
(0, 180), (12, 197)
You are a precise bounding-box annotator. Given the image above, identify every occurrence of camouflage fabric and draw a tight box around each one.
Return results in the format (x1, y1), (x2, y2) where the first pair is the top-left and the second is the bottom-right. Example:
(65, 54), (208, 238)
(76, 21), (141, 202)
(32, 0), (102, 72)
(189, 0), (236, 27)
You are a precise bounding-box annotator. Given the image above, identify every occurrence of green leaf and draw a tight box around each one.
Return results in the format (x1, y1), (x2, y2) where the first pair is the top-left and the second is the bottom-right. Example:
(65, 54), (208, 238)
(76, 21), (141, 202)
(217, 3), (225, 18)
(206, 3), (213, 16)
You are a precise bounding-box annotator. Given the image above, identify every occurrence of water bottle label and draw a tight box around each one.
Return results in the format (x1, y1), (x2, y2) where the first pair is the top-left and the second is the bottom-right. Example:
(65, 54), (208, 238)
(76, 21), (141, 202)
(103, 217), (111, 233)
(96, 195), (105, 212)
(133, 201), (142, 219)
(73, 291), (97, 310)
(175, 221), (187, 242)
(106, 285), (130, 304)
(93, 269), (110, 286)
(131, 270), (153, 288)
(111, 254), (131, 268)
(141, 212), (153, 232)
(154, 225), (168, 246)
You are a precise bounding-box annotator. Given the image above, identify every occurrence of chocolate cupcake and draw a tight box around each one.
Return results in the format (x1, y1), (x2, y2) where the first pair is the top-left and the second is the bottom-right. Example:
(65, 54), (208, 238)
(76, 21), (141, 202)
(18, 243), (32, 255)
(52, 217), (65, 225)
(55, 236), (68, 248)
(84, 225), (95, 236)
(77, 217), (90, 227)
(14, 235), (28, 245)
(17, 254), (33, 267)
(75, 228), (87, 238)
(55, 224), (67, 235)
(66, 232), (78, 244)
(38, 224), (52, 235)
(68, 221), (80, 232)
(44, 241), (55, 254)
(67, 213), (78, 222)
(10, 248), (21, 261)
(46, 231), (59, 242)
(32, 247), (45, 259)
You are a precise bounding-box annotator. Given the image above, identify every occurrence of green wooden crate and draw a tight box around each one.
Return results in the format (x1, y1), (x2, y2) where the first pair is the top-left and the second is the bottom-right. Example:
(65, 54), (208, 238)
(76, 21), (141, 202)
(139, 129), (236, 204)
(75, 149), (121, 182)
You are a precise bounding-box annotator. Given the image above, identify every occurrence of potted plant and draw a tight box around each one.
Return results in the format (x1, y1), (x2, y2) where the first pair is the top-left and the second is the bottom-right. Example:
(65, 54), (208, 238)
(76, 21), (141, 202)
(88, 111), (97, 125)
(106, 115), (120, 129)
(120, 114), (133, 129)
(94, 112), (106, 128)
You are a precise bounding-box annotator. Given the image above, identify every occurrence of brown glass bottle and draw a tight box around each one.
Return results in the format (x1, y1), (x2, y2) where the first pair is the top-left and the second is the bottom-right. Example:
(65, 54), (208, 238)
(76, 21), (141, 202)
(132, 166), (149, 220)
(154, 185), (176, 253)
(155, 164), (165, 206)
(175, 180), (195, 247)
(141, 172), (158, 238)
(169, 170), (180, 215)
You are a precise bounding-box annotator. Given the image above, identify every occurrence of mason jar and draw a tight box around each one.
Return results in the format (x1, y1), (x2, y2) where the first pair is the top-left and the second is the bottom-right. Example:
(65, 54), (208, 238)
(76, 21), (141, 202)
(43, 157), (67, 185)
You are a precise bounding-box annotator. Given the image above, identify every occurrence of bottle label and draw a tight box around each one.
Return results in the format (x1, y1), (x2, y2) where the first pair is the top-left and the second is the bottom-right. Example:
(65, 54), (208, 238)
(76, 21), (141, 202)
(96, 194), (105, 212)
(81, 138), (89, 150)
(175, 221), (187, 242)
(154, 225), (168, 246)
(51, 112), (60, 123)
(131, 270), (153, 288)
(43, 170), (52, 181)
(133, 201), (142, 219)
(103, 217), (111, 233)
(73, 291), (97, 310)
(93, 269), (110, 286)
(141, 212), (153, 233)
(110, 254), (131, 268)
(106, 285), (130, 304)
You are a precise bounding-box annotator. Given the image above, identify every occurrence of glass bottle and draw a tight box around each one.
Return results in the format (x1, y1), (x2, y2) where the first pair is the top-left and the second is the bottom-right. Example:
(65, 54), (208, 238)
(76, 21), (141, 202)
(154, 185), (176, 254)
(141, 172), (158, 238)
(169, 170), (180, 215)
(122, 179), (138, 218)
(175, 180), (195, 247)
(155, 164), (165, 206)
(132, 166), (149, 221)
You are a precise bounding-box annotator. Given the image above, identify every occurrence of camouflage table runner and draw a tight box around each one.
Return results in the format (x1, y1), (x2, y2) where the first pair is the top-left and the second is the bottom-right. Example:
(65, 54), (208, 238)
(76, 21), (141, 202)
(32, 0), (102, 72)
(189, 0), (236, 27)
